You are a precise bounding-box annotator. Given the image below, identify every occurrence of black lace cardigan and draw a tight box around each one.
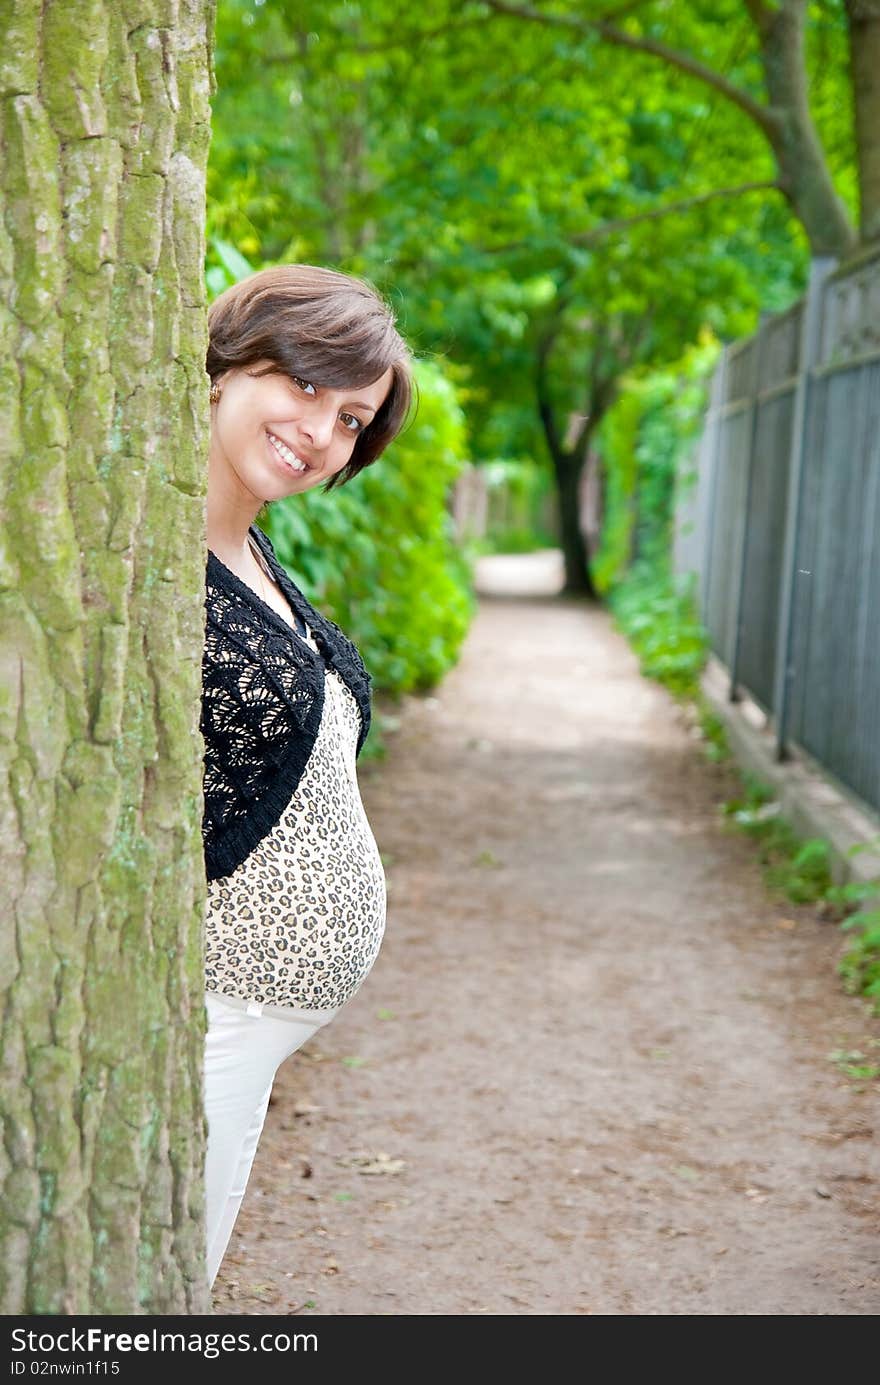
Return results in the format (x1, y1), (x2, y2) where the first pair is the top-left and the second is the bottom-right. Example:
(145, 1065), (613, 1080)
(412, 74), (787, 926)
(200, 523), (373, 882)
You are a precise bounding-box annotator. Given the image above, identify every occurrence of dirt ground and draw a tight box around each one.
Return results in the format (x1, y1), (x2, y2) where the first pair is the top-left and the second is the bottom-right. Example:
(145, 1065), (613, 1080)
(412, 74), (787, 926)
(211, 551), (880, 1316)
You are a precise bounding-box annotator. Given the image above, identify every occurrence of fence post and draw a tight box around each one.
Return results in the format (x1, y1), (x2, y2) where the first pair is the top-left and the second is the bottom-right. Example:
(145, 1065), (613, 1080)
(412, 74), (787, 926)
(772, 256), (835, 761)
(728, 327), (765, 701)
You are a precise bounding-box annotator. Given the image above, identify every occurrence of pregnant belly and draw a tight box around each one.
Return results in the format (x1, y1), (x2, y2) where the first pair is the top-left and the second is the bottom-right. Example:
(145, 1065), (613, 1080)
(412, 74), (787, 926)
(204, 771), (387, 1012)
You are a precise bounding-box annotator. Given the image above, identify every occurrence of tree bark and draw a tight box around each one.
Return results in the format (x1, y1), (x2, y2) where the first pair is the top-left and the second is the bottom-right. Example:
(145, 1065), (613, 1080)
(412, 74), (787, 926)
(0, 0), (215, 1313)
(747, 0), (857, 257)
(845, 0), (880, 243)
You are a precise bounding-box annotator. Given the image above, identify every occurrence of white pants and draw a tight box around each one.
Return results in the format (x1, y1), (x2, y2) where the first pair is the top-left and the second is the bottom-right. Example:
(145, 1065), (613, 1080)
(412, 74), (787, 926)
(203, 990), (338, 1288)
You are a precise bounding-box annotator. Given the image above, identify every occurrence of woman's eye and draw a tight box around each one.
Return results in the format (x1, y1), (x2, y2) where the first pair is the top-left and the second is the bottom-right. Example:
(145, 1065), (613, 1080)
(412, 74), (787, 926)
(292, 375), (316, 396)
(340, 412), (364, 433)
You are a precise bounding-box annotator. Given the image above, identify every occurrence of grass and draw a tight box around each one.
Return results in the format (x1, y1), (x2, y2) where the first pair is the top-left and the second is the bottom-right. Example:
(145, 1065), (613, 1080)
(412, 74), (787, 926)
(827, 1044), (880, 1082)
(826, 863), (880, 1014)
(719, 772), (834, 906)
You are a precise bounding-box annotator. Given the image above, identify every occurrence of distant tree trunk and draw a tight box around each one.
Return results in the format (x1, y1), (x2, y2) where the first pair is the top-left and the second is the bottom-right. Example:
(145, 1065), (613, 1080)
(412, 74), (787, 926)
(536, 333), (600, 598)
(552, 449), (600, 597)
(0, 0), (216, 1314)
(845, 0), (880, 243)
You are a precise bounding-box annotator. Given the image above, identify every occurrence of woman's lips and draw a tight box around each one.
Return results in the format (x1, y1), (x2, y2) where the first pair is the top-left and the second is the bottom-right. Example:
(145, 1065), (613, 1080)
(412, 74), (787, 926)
(266, 429), (309, 474)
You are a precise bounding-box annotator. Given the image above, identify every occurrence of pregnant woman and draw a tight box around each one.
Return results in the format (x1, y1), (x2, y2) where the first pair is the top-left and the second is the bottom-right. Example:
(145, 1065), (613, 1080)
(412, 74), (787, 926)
(200, 264), (413, 1287)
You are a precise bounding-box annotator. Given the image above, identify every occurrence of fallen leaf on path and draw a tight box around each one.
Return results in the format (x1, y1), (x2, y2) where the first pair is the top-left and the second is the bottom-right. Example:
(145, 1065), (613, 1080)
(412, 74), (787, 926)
(338, 1151), (406, 1175)
(775, 917), (798, 930)
(473, 849), (503, 868)
(674, 1164), (700, 1182)
(293, 1100), (322, 1116)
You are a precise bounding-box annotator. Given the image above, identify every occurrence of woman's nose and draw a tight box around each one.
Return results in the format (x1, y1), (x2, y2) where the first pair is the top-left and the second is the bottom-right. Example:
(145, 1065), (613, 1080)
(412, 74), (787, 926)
(299, 404), (336, 449)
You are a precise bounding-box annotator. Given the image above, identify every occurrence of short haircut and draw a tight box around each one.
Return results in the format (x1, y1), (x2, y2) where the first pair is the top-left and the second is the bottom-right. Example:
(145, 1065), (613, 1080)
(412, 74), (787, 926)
(207, 264), (414, 488)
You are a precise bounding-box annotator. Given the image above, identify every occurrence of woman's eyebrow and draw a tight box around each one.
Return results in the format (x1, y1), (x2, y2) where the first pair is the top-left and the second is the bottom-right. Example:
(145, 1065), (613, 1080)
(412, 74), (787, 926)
(348, 401), (377, 415)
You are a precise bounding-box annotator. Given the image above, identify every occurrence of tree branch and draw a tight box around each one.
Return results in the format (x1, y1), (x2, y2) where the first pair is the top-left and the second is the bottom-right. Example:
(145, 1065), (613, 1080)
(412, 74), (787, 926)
(483, 0), (783, 140)
(483, 179), (782, 254)
(352, 11), (495, 55)
(596, 0), (653, 21)
(570, 179), (782, 244)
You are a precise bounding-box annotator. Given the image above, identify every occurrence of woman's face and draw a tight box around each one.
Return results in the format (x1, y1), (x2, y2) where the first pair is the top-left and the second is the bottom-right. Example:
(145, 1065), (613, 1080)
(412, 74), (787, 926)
(209, 358), (394, 503)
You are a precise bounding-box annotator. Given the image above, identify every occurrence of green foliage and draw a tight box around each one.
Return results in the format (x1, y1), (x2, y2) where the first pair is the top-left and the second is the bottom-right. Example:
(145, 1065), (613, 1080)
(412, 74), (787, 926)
(722, 789), (880, 1015)
(608, 559), (710, 700)
(205, 235), (255, 299)
(826, 847), (880, 1015)
(590, 386), (644, 592)
(724, 776), (880, 1014)
(839, 932), (880, 1013)
(594, 335), (719, 592)
(208, 0), (834, 483)
(827, 1046), (880, 1083)
(593, 339), (719, 694)
(261, 358), (476, 706)
(694, 695), (731, 765)
(479, 458), (557, 554)
(720, 774), (832, 905)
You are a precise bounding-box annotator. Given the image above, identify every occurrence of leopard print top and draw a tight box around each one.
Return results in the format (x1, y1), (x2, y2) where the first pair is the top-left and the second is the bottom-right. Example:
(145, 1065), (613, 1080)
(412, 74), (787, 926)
(204, 617), (386, 1013)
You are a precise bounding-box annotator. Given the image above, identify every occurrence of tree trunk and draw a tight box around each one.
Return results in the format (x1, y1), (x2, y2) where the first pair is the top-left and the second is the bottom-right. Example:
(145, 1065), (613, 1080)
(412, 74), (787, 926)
(0, 0), (215, 1314)
(845, 0), (880, 243)
(535, 336), (601, 598)
(552, 452), (599, 598)
(752, 0), (858, 257)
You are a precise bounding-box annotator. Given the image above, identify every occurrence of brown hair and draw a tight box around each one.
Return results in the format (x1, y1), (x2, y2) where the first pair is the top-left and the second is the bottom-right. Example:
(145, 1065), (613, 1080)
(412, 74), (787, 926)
(207, 264), (414, 489)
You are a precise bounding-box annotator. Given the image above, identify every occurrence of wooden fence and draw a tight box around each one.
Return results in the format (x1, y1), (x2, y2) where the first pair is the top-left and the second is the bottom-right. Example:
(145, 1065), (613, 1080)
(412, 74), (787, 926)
(675, 245), (880, 818)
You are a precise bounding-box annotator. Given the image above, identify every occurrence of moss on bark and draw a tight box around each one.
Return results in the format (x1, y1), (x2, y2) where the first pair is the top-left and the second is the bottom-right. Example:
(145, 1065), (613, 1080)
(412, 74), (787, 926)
(0, 0), (217, 1314)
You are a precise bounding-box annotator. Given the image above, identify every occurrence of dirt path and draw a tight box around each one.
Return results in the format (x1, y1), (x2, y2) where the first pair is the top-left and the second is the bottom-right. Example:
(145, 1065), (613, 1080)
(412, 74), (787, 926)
(212, 552), (880, 1316)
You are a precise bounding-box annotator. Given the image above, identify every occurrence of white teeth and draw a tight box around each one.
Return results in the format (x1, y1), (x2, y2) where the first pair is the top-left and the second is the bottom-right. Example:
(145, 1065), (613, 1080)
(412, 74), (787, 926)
(268, 432), (307, 472)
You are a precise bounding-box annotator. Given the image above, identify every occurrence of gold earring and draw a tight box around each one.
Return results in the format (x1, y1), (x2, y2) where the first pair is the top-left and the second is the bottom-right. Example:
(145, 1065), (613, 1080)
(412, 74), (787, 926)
(210, 381), (222, 404)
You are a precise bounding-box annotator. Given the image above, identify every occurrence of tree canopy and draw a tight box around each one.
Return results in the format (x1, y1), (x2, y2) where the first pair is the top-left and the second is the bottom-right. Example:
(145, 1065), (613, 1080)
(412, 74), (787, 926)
(208, 0), (868, 586)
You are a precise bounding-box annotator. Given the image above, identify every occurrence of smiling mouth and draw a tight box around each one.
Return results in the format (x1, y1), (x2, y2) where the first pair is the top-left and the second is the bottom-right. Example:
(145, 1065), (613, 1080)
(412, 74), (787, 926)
(267, 430), (310, 474)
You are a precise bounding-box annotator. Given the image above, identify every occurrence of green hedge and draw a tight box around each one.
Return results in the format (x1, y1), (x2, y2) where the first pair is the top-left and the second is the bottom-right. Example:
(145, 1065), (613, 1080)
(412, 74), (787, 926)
(593, 340), (717, 700)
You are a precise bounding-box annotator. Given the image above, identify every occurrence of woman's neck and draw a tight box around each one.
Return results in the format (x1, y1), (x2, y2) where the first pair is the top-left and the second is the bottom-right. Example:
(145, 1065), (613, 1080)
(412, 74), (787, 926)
(206, 463), (263, 562)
